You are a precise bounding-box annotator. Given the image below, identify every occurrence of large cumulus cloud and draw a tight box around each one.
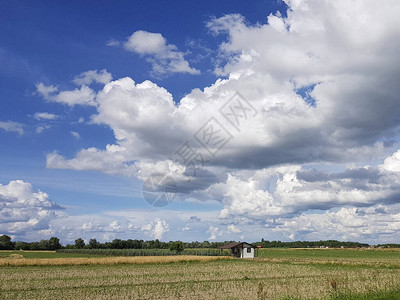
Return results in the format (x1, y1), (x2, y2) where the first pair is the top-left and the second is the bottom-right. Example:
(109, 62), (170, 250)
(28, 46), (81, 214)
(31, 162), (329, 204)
(37, 0), (400, 241)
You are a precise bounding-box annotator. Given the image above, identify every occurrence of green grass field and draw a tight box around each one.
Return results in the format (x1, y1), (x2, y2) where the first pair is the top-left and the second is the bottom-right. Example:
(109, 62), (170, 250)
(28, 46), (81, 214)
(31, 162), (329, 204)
(1, 248), (400, 299)
(258, 247), (400, 260)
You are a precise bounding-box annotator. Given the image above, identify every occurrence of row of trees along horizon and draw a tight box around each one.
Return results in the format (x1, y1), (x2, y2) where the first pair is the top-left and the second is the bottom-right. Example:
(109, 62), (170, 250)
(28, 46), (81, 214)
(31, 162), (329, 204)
(2, 234), (398, 251)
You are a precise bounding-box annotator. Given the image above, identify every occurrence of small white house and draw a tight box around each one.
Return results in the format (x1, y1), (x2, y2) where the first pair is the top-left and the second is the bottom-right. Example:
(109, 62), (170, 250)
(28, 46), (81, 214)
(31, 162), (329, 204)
(220, 242), (255, 258)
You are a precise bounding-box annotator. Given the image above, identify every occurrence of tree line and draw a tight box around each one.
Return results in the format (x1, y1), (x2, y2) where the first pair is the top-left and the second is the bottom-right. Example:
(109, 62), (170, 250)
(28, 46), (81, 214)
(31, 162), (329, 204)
(254, 239), (371, 248)
(0, 235), (235, 251)
(1, 234), (396, 251)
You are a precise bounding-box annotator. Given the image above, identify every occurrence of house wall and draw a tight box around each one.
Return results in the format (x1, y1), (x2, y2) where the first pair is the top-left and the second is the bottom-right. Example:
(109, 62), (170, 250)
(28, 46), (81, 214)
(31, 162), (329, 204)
(227, 243), (255, 258)
(242, 247), (254, 258)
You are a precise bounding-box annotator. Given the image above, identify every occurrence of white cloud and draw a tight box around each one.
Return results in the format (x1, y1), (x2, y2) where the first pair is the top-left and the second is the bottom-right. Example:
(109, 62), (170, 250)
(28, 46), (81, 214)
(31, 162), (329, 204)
(80, 219), (126, 234)
(0, 121), (23, 135)
(219, 150), (400, 220)
(52, 214), (137, 243)
(207, 14), (246, 35)
(34, 112), (59, 120)
(227, 224), (242, 233)
(54, 85), (96, 106)
(124, 30), (200, 76)
(273, 204), (400, 242)
(207, 226), (223, 240)
(36, 83), (58, 99)
(39, 1), (400, 242)
(106, 39), (120, 47)
(46, 146), (139, 177)
(108, 220), (121, 231)
(0, 180), (62, 238)
(72, 69), (112, 86)
(36, 69), (111, 107)
(36, 125), (50, 134)
(36, 83), (96, 107)
(70, 131), (81, 139)
(381, 150), (400, 173)
(141, 218), (169, 240)
(125, 31), (167, 54)
(181, 225), (191, 231)
(220, 174), (282, 219)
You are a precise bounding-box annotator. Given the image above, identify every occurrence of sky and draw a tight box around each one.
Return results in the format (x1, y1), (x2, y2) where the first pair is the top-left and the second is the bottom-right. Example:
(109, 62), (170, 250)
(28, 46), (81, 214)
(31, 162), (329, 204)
(1, 0), (400, 245)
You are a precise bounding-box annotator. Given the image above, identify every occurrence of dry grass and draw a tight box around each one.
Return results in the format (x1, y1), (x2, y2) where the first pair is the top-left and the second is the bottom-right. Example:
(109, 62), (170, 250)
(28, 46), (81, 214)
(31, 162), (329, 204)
(1, 258), (400, 299)
(0, 255), (231, 266)
(1, 249), (400, 299)
(0, 250), (56, 253)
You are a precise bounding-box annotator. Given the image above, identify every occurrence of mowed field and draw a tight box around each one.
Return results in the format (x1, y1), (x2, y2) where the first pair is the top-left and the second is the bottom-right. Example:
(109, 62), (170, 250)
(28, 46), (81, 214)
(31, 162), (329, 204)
(1, 249), (400, 299)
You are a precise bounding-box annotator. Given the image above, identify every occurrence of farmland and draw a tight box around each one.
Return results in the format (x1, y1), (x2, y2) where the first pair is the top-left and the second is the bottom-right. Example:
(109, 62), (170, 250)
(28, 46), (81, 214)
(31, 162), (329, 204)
(1, 249), (400, 299)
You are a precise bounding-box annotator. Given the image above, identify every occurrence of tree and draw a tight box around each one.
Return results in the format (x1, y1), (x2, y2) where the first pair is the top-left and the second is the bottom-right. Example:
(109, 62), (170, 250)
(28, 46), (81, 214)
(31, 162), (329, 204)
(111, 239), (123, 249)
(15, 241), (30, 250)
(39, 239), (50, 250)
(48, 237), (62, 250)
(74, 238), (85, 249)
(169, 241), (184, 254)
(154, 239), (161, 249)
(0, 234), (14, 250)
(88, 239), (99, 249)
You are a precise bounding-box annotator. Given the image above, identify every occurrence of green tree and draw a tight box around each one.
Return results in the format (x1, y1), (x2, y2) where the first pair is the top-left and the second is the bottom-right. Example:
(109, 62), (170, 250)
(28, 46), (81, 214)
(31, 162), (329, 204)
(88, 238), (99, 249)
(0, 234), (14, 250)
(111, 239), (123, 249)
(39, 239), (50, 250)
(169, 241), (184, 254)
(48, 237), (62, 250)
(15, 241), (30, 250)
(74, 238), (85, 249)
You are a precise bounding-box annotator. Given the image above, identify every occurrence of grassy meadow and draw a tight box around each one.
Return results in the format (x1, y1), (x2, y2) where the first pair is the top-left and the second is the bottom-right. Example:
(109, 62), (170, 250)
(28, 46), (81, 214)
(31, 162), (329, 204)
(1, 248), (400, 299)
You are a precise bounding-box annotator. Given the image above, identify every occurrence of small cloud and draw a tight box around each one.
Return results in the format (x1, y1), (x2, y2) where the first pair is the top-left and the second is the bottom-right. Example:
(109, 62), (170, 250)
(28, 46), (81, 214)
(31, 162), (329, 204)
(206, 14), (245, 35)
(71, 131), (81, 139)
(72, 69), (112, 86)
(207, 226), (222, 240)
(36, 125), (50, 134)
(78, 117), (85, 123)
(181, 225), (191, 231)
(36, 83), (96, 107)
(141, 218), (169, 240)
(34, 112), (59, 120)
(0, 121), (24, 135)
(36, 83), (58, 99)
(227, 224), (242, 233)
(108, 220), (121, 231)
(189, 216), (201, 222)
(106, 39), (120, 47)
(124, 30), (200, 76)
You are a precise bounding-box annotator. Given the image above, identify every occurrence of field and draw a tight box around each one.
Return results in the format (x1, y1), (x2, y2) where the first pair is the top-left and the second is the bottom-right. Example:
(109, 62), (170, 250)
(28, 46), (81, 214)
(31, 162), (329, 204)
(57, 248), (229, 256)
(1, 249), (400, 299)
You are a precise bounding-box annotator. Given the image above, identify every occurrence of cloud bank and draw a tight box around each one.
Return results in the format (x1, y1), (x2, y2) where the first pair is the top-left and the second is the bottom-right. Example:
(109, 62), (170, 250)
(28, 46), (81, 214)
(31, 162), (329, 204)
(33, 0), (400, 242)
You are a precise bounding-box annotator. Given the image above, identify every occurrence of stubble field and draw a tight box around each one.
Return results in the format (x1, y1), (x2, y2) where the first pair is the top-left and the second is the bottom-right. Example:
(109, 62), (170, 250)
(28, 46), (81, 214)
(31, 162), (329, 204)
(1, 248), (400, 299)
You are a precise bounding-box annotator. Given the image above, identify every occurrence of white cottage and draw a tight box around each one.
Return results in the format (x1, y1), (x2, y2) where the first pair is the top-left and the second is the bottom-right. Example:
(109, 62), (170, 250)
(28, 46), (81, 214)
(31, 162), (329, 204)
(220, 242), (256, 258)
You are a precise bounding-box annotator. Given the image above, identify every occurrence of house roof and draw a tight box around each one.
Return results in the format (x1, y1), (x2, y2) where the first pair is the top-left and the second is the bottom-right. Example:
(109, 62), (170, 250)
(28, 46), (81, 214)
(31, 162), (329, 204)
(220, 242), (255, 249)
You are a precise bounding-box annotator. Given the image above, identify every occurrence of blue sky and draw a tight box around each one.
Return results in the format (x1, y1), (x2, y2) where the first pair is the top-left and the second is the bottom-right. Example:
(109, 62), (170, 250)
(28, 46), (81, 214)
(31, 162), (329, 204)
(1, 0), (400, 244)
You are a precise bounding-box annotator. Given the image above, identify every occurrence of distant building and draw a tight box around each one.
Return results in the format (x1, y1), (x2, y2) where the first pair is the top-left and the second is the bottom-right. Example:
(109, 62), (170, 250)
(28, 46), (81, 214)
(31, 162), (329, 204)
(220, 242), (255, 258)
